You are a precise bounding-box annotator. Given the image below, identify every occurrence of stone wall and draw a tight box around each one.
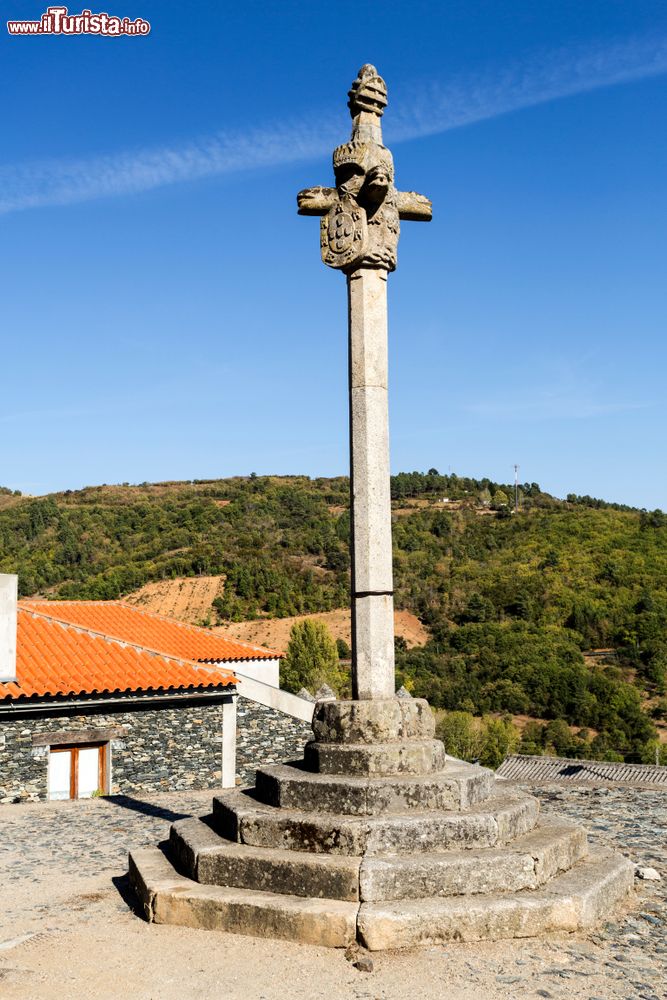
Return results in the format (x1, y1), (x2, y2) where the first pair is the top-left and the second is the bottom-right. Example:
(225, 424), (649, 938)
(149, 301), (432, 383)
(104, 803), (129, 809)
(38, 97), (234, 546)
(0, 693), (313, 803)
(0, 697), (227, 803)
(236, 696), (312, 786)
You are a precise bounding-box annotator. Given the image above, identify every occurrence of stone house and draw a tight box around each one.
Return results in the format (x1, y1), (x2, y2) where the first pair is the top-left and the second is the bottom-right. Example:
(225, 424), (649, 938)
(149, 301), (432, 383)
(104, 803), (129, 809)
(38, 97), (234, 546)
(0, 588), (312, 803)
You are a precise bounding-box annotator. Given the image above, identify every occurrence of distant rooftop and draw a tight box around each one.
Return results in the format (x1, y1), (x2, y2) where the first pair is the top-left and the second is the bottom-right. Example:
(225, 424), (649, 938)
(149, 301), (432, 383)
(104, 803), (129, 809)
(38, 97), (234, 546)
(497, 754), (667, 789)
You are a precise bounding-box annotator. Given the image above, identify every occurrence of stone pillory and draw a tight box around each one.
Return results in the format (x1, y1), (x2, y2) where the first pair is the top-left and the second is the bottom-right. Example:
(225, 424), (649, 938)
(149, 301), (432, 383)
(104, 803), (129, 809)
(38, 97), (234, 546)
(129, 66), (635, 951)
(298, 63), (431, 701)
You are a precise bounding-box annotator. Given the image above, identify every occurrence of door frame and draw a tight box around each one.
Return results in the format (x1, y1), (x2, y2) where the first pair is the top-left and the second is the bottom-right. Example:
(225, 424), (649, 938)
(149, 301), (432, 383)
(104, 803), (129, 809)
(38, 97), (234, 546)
(49, 741), (109, 799)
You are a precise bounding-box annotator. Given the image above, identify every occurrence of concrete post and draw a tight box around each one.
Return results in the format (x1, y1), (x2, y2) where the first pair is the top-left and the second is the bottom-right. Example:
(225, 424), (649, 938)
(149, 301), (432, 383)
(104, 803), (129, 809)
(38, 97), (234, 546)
(221, 696), (237, 788)
(348, 268), (395, 700)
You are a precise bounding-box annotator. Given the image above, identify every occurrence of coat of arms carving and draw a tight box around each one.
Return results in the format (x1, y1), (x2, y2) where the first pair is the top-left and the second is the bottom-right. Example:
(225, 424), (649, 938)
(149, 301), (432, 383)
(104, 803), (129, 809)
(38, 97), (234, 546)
(320, 194), (368, 270)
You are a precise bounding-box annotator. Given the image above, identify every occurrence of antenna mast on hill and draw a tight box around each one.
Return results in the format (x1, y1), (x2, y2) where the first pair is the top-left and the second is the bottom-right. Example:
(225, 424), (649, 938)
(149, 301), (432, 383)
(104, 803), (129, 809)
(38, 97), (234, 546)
(514, 464), (519, 513)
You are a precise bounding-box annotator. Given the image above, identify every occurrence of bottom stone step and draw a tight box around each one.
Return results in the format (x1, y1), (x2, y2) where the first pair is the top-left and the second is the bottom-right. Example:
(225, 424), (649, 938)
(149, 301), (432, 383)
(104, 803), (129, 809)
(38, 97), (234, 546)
(129, 843), (634, 951)
(357, 849), (634, 950)
(129, 847), (358, 948)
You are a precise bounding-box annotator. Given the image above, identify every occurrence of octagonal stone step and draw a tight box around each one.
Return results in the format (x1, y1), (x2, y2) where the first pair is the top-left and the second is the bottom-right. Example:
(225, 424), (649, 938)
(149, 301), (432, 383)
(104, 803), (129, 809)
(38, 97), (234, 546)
(211, 787), (539, 857)
(311, 697), (435, 743)
(169, 816), (361, 901)
(357, 848), (634, 949)
(304, 738), (446, 776)
(254, 759), (494, 816)
(358, 817), (588, 901)
(129, 846), (357, 947)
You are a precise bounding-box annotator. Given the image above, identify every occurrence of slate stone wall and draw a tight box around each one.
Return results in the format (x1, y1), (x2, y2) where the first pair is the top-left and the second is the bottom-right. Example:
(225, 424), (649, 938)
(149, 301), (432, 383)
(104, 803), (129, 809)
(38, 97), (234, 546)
(0, 698), (226, 803)
(236, 696), (312, 786)
(0, 694), (313, 803)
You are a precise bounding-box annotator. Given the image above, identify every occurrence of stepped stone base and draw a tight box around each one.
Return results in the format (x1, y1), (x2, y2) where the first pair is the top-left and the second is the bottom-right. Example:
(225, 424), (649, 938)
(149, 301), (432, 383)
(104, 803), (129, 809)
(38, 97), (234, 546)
(128, 697), (635, 949)
(169, 818), (362, 901)
(358, 818), (589, 900)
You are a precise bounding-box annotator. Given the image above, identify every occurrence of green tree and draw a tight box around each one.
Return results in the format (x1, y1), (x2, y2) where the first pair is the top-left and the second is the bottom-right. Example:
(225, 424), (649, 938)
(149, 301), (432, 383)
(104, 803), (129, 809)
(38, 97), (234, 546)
(543, 719), (575, 756)
(336, 637), (351, 659)
(479, 716), (520, 768)
(519, 720), (545, 755)
(280, 620), (343, 695)
(436, 711), (483, 761)
(459, 592), (494, 623)
(641, 740), (667, 765)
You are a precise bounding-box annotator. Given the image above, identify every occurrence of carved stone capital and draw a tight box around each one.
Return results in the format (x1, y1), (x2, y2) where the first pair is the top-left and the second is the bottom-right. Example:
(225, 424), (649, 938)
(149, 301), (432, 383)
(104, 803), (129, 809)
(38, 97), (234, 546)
(297, 64), (431, 273)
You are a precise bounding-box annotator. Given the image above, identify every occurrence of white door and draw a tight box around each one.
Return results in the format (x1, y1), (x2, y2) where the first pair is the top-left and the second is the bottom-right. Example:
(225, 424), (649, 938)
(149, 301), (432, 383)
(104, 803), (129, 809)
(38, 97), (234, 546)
(78, 747), (100, 798)
(48, 750), (72, 800)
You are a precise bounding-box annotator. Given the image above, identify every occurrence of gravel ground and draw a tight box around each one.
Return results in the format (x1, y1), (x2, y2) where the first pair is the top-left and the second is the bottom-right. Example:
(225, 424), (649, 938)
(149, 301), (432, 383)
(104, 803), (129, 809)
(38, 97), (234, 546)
(0, 781), (665, 1000)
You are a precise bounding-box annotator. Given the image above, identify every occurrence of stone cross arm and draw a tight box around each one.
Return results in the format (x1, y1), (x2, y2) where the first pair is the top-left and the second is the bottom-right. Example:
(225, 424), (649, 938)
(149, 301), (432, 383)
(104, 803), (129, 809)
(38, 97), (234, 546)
(297, 186), (432, 222)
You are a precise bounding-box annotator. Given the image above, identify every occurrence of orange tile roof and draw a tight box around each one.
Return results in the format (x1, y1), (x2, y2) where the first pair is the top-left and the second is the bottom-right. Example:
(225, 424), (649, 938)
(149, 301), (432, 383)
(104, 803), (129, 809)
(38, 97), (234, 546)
(20, 600), (279, 663)
(0, 608), (236, 702)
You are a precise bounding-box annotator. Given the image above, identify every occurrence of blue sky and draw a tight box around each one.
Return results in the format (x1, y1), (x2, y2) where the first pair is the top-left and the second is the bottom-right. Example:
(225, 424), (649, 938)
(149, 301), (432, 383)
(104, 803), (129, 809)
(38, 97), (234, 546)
(2, 0), (666, 508)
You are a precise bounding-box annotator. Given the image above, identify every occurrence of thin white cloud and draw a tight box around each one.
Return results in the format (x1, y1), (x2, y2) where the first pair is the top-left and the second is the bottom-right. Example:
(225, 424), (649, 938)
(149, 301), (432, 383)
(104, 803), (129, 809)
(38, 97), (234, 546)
(0, 119), (342, 215)
(452, 350), (656, 421)
(463, 356), (654, 420)
(464, 395), (652, 421)
(386, 35), (667, 141)
(1, 34), (666, 215)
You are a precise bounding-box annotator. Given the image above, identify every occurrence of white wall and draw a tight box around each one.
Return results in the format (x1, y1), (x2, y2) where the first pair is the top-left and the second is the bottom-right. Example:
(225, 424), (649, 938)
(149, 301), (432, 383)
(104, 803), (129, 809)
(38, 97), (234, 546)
(233, 657), (280, 688)
(0, 574), (17, 683)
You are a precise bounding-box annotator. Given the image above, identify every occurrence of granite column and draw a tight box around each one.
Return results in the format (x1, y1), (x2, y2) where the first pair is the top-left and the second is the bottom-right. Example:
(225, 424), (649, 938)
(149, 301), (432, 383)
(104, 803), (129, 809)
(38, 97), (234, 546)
(347, 268), (395, 699)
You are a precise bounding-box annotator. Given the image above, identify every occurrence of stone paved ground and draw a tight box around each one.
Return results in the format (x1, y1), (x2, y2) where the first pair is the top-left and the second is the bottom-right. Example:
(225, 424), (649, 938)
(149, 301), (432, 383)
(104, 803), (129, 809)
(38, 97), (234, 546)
(523, 783), (667, 1000)
(0, 781), (665, 1000)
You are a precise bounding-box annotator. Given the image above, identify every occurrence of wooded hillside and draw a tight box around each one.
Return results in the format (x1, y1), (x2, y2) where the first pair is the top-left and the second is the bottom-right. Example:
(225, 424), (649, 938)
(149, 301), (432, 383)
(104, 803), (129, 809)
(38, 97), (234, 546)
(1, 472), (666, 761)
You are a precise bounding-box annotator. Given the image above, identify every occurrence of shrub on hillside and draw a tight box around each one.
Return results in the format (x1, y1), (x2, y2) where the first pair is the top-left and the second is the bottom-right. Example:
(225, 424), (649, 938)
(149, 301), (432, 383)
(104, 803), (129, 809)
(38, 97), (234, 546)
(435, 711), (519, 769)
